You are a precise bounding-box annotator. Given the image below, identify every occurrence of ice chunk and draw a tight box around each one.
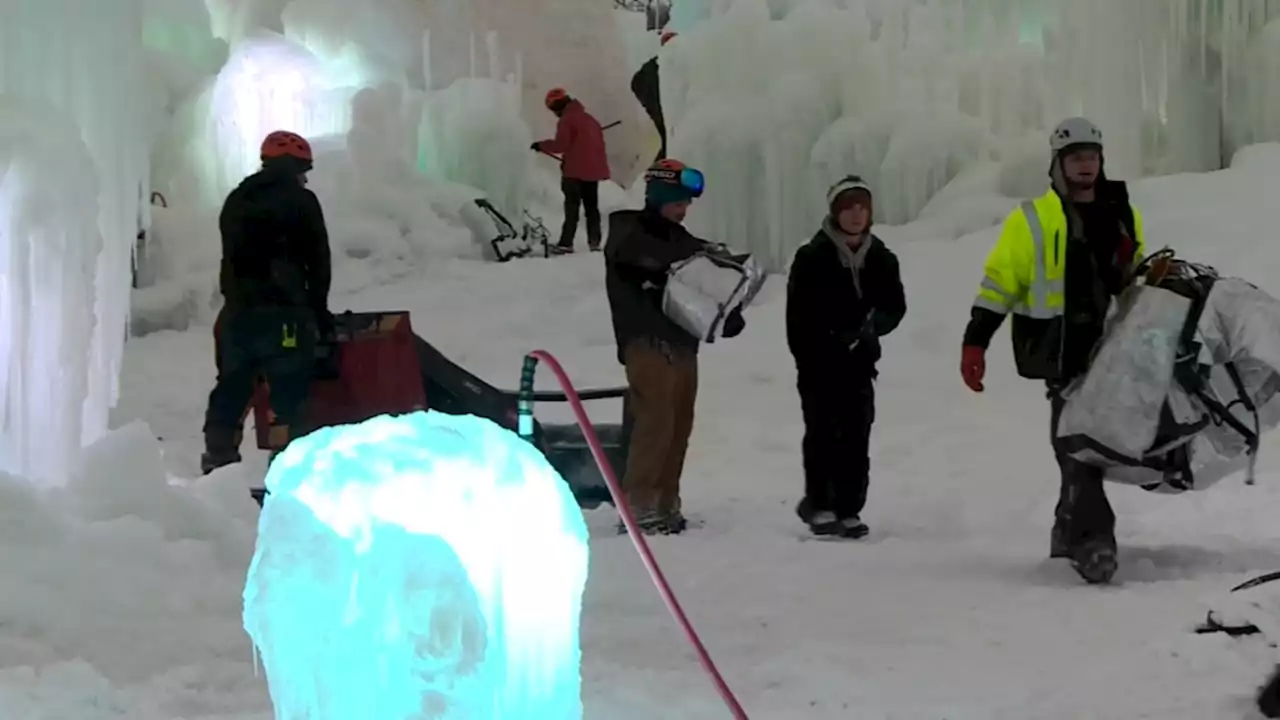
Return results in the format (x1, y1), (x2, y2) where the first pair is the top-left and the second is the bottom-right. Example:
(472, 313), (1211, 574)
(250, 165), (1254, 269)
(0, 96), (105, 485)
(244, 411), (590, 719)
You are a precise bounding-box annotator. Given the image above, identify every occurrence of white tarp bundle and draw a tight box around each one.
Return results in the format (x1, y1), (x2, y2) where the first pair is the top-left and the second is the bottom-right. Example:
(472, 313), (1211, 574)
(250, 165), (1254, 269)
(1057, 259), (1280, 493)
(662, 249), (766, 343)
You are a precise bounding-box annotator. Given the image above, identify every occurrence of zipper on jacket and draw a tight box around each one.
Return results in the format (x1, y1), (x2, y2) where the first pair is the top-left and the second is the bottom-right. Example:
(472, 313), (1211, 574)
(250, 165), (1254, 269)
(1055, 229), (1066, 381)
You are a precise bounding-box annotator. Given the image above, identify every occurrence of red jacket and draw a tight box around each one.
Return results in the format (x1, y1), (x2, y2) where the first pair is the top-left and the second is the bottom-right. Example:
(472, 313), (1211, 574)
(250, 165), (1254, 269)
(537, 100), (610, 182)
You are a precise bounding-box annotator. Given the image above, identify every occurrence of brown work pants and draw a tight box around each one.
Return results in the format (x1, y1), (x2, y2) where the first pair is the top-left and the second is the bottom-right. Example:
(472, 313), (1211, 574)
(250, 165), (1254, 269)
(621, 341), (698, 515)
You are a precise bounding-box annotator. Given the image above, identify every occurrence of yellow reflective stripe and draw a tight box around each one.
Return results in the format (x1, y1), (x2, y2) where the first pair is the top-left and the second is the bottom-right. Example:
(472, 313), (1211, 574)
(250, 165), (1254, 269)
(979, 277), (1015, 302)
(1014, 200), (1062, 320)
(973, 295), (1009, 314)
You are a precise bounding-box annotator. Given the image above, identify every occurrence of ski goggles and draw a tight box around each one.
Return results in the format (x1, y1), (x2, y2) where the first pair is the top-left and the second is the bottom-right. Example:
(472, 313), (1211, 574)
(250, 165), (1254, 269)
(645, 166), (705, 197)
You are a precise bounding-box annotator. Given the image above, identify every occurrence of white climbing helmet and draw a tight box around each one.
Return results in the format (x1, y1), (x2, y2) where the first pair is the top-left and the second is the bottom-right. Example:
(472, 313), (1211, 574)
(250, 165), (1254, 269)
(1049, 117), (1103, 153)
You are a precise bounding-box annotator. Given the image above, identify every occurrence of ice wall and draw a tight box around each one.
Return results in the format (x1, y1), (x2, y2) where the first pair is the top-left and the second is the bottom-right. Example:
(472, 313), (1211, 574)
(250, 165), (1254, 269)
(0, 0), (150, 483)
(440, 0), (648, 182)
(663, 0), (1280, 269)
(152, 33), (360, 209)
(419, 79), (535, 221)
(244, 411), (590, 719)
(0, 98), (104, 485)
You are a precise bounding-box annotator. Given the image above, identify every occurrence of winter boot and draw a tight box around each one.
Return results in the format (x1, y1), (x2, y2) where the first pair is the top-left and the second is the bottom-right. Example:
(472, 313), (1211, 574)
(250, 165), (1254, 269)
(838, 515), (869, 539)
(1256, 664), (1280, 718)
(616, 509), (671, 536)
(1070, 538), (1118, 585)
(661, 509), (688, 534)
(1049, 522), (1071, 559)
(200, 427), (241, 475)
(808, 510), (842, 536)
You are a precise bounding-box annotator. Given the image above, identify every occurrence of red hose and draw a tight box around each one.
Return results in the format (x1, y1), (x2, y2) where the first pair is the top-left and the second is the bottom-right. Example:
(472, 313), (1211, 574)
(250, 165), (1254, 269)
(526, 349), (749, 719)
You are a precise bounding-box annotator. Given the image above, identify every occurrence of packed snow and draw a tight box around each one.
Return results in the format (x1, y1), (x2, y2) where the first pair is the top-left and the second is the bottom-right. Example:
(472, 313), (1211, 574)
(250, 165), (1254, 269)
(12, 0), (1280, 718)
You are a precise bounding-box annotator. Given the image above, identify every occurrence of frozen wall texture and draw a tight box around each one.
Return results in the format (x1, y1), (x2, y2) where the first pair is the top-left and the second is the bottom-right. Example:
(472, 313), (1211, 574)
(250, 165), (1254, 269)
(244, 411), (590, 719)
(662, 0), (1280, 269)
(0, 0), (150, 484)
(424, 0), (648, 183)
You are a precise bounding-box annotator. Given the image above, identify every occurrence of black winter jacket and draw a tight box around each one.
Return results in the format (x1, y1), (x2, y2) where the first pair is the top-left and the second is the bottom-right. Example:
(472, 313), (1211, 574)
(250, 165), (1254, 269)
(218, 162), (331, 316)
(604, 208), (711, 363)
(786, 230), (906, 379)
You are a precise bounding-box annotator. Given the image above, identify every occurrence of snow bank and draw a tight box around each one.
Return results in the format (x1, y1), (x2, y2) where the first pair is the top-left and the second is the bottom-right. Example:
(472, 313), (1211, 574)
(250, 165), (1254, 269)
(0, 422), (263, 718)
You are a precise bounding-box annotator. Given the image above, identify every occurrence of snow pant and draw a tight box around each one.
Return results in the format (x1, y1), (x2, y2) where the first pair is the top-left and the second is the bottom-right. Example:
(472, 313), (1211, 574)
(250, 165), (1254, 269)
(798, 373), (875, 519)
(620, 341), (697, 515)
(1049, 390), (1116, 552)
(204, 306), (316, 454)
(212, 306), (254, 443)
(559, 178), (601, 250)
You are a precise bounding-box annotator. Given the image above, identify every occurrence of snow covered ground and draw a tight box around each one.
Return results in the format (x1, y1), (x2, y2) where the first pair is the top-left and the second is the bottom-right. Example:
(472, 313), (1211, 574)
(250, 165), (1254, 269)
(11, 148), (1280, 718)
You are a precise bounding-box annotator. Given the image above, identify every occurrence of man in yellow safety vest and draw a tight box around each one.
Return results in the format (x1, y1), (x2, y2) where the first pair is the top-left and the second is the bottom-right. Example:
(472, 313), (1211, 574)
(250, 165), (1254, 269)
(958, 117), (1145, 585)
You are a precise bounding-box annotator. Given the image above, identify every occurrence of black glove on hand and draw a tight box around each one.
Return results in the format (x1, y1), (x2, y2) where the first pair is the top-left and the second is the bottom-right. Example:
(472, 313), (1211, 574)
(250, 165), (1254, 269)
(842, 311), (877, 351)
(721, 308), (746, 338)
(529, 141), (541, 152)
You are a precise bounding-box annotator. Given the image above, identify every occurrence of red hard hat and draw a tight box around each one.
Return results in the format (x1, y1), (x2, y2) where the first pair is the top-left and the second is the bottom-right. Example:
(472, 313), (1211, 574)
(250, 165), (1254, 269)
(544, 87), (569, 109)
(660, 30), (678, 45)
(260, 130), (313, 162)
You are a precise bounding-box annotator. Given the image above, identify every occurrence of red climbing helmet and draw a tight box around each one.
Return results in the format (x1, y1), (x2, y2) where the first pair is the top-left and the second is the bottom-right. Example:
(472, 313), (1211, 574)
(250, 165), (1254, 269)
(260, 130), (313, 163)
(544, 87), (570, 109)
(660, 30), (678, 45)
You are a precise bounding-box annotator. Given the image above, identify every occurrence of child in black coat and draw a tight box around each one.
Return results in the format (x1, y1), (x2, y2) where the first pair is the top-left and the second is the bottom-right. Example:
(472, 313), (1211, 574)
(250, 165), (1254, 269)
(786, 176), (906, 538)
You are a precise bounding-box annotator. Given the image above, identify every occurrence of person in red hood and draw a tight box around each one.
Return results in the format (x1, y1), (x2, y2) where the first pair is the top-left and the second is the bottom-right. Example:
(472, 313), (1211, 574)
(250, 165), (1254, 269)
(532, 88), (611, 252)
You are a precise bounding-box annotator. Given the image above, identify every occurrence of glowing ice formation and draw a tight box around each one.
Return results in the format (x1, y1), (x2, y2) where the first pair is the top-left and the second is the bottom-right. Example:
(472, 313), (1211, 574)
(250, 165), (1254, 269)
(154, 33), (363, 209)
(243, 411), (590, 719)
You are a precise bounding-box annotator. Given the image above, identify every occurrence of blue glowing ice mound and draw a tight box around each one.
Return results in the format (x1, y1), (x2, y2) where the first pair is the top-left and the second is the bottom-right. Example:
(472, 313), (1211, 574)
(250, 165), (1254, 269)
(242, 410), (590, 719)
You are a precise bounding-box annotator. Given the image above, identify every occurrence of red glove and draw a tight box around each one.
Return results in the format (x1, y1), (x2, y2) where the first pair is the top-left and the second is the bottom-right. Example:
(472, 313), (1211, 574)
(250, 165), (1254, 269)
(960, 345), (986, 393)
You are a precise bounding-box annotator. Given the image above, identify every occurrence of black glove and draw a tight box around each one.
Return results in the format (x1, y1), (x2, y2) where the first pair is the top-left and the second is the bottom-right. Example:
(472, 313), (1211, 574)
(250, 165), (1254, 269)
(721, 308), (745, 338)
(530, 141), (541, 152)
(841, 311), (877, 351)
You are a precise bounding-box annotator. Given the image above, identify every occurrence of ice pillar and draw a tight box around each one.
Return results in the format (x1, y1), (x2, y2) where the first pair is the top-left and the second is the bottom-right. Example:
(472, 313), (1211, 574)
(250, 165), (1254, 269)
(0, 0), (149, 484)
(243, 411), (590, 719)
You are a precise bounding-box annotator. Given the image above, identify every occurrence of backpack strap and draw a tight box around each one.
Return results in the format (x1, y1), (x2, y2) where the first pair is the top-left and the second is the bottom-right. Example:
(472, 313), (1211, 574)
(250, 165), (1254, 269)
(1170, 274), (1261, 485)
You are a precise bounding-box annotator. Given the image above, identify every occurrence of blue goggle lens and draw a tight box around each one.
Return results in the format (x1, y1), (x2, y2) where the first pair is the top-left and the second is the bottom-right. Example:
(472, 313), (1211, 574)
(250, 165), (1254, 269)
(680, 168), (705, 196)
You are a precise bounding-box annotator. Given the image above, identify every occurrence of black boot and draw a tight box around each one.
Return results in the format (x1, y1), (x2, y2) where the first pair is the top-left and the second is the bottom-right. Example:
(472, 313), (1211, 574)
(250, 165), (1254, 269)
(200, 427), (242, 475)
(1070, 538), (1118, 585)
(1257, 664), (1280, 718)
